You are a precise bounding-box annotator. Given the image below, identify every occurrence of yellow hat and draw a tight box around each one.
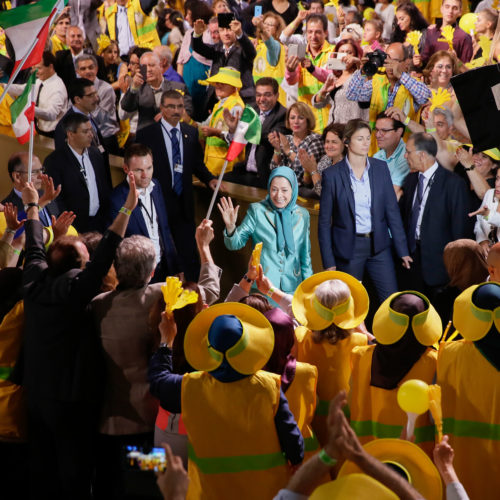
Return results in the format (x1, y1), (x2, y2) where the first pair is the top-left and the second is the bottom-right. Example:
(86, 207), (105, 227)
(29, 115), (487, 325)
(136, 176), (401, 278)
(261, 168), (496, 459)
(372, 291), (442, 346)
(453, 282), (500, 341)
(199, 66), (242, 88)
(292, 271), (369, 330)
(310, 473), (398, 500)
(482, 148), (500, 162)
(184, 302), (274, 375)
(339, 439), (443, 500)
(96, 34), (112, 56)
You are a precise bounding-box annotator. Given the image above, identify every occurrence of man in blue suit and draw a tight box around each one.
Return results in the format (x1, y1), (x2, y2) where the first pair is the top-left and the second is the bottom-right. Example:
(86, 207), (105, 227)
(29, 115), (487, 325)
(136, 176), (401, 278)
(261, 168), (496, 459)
(110, 144), (180, 282)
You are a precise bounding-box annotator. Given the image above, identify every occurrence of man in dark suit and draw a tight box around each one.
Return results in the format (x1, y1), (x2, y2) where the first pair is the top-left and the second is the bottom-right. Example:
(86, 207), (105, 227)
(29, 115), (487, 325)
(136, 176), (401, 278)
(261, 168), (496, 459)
(192, 17), (256, 120)
(110, 144), (180, 282)
(2, 152), (59, 226)
(224, 77), (288, 188)
(136, 89), (217, 281)
(45, 113), (112, 233)
(120, 51), (193, 132)
(399, 133), (472, 299)
(21, 175), (138, 499)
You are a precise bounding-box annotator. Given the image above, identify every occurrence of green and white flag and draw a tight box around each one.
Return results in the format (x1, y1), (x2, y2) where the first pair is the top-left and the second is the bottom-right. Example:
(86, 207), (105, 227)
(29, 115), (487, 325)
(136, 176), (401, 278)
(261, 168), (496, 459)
(10, 71), (36, 144)
(226, 106), (262, 161)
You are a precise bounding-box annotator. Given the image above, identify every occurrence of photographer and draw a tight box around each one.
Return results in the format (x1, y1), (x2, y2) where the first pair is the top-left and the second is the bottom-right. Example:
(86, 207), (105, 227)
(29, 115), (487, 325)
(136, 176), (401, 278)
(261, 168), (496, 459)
(345, 43), (431, 148)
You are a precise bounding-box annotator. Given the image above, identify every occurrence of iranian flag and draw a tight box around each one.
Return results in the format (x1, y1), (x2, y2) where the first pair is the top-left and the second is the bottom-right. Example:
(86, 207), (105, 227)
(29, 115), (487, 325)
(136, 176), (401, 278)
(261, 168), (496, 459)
(10, 71), (36, 144)
(0, 0), (66, 73)
(226, 106), (262, 161)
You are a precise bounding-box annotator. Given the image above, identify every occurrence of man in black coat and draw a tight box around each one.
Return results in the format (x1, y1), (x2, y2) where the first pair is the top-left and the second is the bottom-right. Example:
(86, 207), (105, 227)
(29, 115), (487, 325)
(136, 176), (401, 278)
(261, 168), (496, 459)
(136, 89), (217, 280)
(45, 113), (112, 233)
(399, 133), (473, 299)
(192, 17), (256, 120)
(224, 77), (288, 188)
(21, 174), (138, 499)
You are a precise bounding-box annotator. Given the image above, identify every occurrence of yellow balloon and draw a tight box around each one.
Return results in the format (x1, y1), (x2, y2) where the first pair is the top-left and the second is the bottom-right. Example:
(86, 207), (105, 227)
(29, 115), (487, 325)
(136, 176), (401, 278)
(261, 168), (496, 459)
(459, 13), (478, 35)
(397, 379), (430, 415)
(363, 7), (375, 20)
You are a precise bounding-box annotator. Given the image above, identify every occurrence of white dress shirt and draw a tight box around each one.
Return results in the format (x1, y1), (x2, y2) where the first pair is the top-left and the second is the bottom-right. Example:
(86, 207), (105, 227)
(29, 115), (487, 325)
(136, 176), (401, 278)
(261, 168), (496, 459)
(414, 162), (439, 240)
(8, 74), (68, 133)
(116, 5), (135, 56)
(137, 180), (161, 265)
(160, 118), (183, 187)
(68, 144), (100, 216)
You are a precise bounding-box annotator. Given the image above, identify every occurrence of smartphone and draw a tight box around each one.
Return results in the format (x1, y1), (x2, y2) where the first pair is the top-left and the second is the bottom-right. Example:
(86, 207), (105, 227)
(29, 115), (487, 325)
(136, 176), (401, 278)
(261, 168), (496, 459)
(254, 5), (262, 16)
(139, 64), (147, 81)
(125, 446), (167, 472)
(326, 58), (346, 71)
(289, 43), (306, 59)
(218, 12), (235, 28)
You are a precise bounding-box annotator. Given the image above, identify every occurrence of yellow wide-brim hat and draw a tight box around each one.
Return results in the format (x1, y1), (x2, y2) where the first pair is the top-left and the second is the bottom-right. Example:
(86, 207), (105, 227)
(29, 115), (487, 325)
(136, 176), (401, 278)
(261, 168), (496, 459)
(373, 291), (442, 346)
(292, 271), (369, 331)
(198, 66), (242, 88)
(310, 473), (398, 500)
(453, 282), (500, 341)
(184, 302), (274, 375)
(339, 439), (443, 500)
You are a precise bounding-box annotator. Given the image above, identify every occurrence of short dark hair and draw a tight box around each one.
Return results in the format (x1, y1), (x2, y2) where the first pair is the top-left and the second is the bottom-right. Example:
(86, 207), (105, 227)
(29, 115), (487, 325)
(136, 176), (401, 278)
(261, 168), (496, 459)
(343, 119), (371, 144)
(47, 235), (85, 276)
(309, 0), (325, 9)
(61, 112), (90, 134)
(124, 143), (153, 165)
(128, 45), (150, 60)
(185, 0), (214, 24)
(255, 77), (279, 94)
(375, 112), (405, 135)
(41, 50), (56, 68)
(410, 133), (438, 157)
(69, 78), (94, 104)
(161, 89), (184, 105)
(306, 13), (328, 31)
(322, 123), (346, 155)
(7, 152), (25, 180)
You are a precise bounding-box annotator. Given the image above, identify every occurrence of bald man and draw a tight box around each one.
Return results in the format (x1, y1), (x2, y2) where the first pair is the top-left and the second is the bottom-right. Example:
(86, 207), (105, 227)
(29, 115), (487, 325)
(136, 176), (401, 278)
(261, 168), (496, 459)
(2, 152), (59, 226)
(487, 243), (500, 282)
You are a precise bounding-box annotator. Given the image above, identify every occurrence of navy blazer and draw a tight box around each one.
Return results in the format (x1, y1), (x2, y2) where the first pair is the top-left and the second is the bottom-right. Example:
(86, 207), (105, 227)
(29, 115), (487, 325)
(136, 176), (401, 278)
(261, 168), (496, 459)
(318, 157), (409, 269)
(44, 144), (112, 233)
(110, 180), (180, 275)
(400, 165), (473, 286)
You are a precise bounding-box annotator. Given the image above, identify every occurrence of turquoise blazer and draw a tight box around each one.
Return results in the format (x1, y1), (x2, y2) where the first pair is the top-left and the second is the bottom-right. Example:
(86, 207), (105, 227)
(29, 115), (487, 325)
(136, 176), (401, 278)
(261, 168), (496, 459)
(224, 201), (313, 295)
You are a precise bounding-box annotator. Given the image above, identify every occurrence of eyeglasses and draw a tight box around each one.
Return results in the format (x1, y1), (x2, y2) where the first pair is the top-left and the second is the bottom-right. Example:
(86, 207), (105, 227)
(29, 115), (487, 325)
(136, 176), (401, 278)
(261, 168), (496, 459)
(16, 168), (45, 175)
(263, 22), (278, 28)
(83, 91), (98, 98)
(374, 128), (395, 134)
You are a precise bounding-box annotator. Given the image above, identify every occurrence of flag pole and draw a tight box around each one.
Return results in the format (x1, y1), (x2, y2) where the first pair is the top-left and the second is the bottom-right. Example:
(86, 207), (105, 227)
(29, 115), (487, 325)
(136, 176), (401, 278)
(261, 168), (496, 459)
(27, 82), (36, 183)
(206, 160), (229, 220)
(0, 36), (38, 106)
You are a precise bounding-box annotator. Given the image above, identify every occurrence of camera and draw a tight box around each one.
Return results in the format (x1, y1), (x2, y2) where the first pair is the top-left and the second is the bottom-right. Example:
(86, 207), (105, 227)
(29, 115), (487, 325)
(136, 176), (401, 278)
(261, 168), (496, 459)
(362, 49), (387, 77)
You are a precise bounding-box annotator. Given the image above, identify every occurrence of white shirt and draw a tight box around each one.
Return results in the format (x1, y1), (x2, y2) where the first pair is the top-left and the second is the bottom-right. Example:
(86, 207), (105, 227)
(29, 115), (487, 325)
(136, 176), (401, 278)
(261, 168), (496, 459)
(137, 180), (161, 265)
(116, 4), (135, 56)
(160, 118), (183, 187)
(414, 162), (439, 240)
(8, 74), (68, 133)
(68, 144), (100, 216)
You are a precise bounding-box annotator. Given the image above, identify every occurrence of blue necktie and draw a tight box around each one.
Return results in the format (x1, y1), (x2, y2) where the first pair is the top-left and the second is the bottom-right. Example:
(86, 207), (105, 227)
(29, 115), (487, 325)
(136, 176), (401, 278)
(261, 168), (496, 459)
(170, 128), (183, 196)
(407, 173), (425, 254)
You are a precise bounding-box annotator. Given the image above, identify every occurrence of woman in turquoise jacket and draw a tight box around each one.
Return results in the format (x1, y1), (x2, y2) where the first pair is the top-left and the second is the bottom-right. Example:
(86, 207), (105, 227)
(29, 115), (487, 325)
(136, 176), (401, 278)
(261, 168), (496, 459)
(218, 166), (313, 295)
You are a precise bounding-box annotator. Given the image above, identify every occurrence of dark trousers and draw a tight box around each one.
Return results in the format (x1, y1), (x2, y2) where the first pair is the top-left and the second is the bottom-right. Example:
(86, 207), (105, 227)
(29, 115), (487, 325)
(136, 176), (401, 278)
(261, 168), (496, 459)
(27, 398), (96, 500)
(336, 235), (398, 303)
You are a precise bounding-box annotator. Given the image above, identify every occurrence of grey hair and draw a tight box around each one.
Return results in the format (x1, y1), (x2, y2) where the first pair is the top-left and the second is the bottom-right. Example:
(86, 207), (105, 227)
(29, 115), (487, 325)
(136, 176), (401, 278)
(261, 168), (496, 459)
(409, 132), (438, 158)
(140, 51), (160, 65)
(153, 45), (173, 64)
(75, 53), (98, 69)
(114, 235), (156, 289)
(433, 107), (454, 127)
(314, 279), (351, 309)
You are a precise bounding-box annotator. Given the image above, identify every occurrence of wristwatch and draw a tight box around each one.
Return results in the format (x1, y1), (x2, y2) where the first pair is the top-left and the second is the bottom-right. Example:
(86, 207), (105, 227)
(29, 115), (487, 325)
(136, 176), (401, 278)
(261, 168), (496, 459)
(24, 202), (39, 212)
(463, 165), (475, 171)
(158, 342), (169, 349)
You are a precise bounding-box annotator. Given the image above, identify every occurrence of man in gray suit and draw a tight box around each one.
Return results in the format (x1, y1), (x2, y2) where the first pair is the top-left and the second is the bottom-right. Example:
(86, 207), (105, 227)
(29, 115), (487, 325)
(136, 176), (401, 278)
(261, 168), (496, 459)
(120, 51), (193, 132)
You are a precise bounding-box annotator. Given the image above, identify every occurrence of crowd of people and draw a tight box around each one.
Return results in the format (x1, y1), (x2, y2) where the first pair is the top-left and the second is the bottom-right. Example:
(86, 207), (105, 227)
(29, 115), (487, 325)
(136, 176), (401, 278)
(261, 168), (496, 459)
(1, 0), (500, 498)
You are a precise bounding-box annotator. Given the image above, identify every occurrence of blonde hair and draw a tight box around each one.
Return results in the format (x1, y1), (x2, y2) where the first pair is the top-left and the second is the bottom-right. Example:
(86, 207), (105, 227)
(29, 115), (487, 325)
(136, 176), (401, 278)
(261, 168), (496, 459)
(255, 12), (286, 40)
(312, 280), (352, 345)
(286, 102), (316, 133)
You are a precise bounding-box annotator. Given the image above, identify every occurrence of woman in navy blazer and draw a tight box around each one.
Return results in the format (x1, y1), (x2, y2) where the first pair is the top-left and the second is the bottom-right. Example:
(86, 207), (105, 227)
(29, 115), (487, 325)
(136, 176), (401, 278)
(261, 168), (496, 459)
(318, 119), (411, 302)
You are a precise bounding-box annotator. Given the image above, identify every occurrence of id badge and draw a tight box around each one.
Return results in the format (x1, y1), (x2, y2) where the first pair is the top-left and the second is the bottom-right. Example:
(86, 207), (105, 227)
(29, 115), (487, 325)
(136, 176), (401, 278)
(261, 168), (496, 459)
(98, 145), (106, 154)
(174, 163), (183, 174)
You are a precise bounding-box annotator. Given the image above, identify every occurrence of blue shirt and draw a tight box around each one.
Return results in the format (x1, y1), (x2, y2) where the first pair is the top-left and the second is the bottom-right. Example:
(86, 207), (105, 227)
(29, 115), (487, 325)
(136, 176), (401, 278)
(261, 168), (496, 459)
(163, 65), (184, 84)
(373, 139), (410, 188)
(346, 156), (372, 233)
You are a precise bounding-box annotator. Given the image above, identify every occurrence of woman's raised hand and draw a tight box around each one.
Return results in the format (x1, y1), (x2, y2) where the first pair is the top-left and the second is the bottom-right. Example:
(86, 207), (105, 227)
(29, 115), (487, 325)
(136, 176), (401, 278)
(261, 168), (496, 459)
(298, 149), (316, 173)
(268, 131), (281, 151)
(279, 133), (291, 155)
(217, 196), (239, 235)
